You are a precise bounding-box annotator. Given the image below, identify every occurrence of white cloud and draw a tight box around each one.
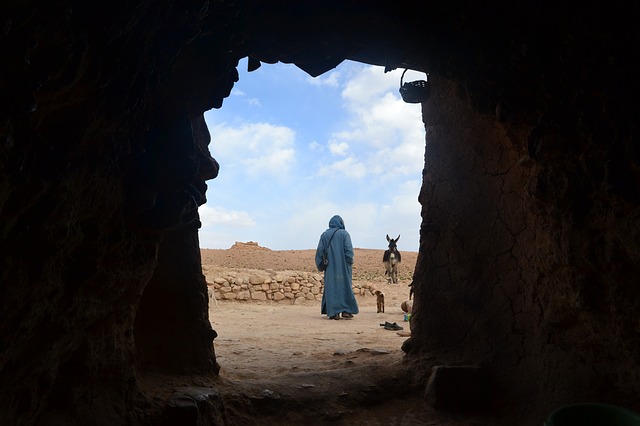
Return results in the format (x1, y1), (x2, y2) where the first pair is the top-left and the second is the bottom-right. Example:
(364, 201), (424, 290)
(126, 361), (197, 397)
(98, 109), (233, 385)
(208, 122), (296, 179)
(307, 70), (341, 87)
(377, 180), (422, 244)
(328, 141), (349, 156)
(308, 140), (322, 151)
(199, 205), (256, 228)
(341, 67), (397, 104)
(317, 156), (367, 179)
(339, 203), (378, 241)
(247, 98), (261, 107)
(314, 65), (425, 181)
(281, 203), (343, 249)
(278, 203), (380, 250)
(367, 135), (425, 178)
(241, 146), (295, 175)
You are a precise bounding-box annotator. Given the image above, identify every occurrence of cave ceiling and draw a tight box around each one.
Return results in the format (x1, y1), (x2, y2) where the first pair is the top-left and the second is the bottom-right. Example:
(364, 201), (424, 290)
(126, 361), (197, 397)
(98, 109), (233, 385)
(214, 1), (429, 77)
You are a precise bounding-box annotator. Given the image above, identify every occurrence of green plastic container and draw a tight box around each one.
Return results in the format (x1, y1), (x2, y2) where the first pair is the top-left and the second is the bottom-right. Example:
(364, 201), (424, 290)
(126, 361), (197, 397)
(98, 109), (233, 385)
(545, 403), (640, 426)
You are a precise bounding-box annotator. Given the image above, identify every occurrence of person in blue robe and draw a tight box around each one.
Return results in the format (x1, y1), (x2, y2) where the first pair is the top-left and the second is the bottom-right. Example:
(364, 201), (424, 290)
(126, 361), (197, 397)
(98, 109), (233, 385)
(315, 215), (359, 320)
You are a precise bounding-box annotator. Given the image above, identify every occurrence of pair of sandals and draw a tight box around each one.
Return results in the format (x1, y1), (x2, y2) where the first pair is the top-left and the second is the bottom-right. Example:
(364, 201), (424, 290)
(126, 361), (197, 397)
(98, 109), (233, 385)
(330, 312), (354, 320)
(380, 321), (403, 330)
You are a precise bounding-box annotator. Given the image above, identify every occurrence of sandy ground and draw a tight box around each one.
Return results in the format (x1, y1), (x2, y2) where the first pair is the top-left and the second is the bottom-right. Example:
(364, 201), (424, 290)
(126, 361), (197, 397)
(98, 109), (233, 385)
(136, 244), (506, 424)
(194, 244), (499, 425)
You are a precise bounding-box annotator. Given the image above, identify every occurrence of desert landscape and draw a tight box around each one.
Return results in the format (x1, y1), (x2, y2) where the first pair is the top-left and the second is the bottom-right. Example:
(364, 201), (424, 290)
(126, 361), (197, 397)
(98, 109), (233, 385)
(203, 242), (417, 382)
(171, 242), (496, 425)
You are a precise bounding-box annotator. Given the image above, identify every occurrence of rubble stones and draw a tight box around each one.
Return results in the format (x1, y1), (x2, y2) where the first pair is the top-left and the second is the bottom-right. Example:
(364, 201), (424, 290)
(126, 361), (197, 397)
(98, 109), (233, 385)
(206, 268), (382, 303)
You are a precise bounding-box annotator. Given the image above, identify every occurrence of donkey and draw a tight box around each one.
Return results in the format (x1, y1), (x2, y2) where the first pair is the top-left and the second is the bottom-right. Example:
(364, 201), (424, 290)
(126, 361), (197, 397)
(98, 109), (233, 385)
(383, 234), (401, 284)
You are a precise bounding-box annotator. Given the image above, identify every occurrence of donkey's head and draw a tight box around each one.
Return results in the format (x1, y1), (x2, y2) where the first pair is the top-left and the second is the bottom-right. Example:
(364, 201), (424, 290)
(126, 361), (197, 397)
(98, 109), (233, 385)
(386, 234), (400, 250)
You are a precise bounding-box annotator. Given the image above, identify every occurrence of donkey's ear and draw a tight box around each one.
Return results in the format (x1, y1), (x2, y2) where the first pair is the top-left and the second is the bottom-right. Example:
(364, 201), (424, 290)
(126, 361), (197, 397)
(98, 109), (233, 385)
(386, 234), (390, 242)
(396, 235), (400, 242)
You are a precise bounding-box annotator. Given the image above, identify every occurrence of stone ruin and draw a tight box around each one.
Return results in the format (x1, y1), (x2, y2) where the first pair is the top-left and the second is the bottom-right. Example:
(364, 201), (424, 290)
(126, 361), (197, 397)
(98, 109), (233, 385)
(209, 270), (324, 303)
(205, 268), (383, 303)
(1, 1), (639, 425)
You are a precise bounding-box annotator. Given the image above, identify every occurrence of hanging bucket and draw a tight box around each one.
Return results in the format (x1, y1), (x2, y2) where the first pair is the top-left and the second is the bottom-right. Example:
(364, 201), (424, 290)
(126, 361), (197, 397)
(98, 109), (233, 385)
(544, 403), (640, 426)
(399, 69), (430, 103)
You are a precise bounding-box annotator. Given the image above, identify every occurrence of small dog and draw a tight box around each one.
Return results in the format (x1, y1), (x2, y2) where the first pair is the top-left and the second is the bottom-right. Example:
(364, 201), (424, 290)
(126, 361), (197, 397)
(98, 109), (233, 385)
(375, 290), (385, 313)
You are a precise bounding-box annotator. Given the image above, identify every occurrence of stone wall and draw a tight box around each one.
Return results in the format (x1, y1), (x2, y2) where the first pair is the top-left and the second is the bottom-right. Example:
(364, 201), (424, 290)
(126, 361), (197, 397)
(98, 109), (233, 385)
(205, 269), (380, 303)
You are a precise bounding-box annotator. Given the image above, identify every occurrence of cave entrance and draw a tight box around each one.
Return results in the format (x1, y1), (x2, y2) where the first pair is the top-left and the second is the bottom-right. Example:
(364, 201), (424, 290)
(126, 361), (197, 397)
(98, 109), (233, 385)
(199, 58), (426, 381)
(199, 58), (425, 252)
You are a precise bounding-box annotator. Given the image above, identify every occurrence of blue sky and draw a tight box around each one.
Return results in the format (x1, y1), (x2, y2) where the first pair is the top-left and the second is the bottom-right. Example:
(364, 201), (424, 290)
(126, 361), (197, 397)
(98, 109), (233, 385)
(200, 58), (426, 252)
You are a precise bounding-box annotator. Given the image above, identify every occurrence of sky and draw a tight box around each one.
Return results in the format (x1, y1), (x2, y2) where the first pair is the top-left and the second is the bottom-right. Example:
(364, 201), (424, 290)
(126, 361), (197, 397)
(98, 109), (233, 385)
(200, 58), (426, 252)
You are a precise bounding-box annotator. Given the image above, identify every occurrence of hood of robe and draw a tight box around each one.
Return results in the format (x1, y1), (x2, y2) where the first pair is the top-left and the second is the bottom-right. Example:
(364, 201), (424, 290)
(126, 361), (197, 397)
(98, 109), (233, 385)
(328, 215), (345, 230)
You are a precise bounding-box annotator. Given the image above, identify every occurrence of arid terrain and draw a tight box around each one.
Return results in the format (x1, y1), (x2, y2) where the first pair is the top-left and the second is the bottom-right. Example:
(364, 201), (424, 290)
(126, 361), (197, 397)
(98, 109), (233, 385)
(146, 242), (497, 425)
(203, 242), (418, 383)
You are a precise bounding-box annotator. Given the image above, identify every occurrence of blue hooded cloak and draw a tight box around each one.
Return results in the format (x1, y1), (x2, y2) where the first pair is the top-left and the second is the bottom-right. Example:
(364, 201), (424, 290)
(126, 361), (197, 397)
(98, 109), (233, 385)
(315, 215), (359, 317)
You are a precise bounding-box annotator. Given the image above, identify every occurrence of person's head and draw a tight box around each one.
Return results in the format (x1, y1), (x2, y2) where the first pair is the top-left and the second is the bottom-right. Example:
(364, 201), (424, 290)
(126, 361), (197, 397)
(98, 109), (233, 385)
(329, 215), (345, 230)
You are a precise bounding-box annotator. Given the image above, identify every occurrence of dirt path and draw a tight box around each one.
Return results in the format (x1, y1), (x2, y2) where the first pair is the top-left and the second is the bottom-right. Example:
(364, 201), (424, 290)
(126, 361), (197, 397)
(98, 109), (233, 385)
(210, 295), (411, 381)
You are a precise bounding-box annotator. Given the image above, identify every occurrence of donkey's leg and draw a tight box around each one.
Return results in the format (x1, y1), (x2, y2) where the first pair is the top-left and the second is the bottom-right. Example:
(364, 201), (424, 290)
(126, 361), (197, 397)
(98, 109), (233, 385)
(384, 261), (392, 284)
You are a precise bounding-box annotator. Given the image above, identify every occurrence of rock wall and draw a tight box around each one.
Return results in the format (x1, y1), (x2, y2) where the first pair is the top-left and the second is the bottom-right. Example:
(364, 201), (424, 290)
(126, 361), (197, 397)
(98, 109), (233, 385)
(209, 270), (324, 302)
(134, 225), (219, 375)
(0, 2), (234, 424)
(403, 70), (640, 421)
(205, 269), (381, 303)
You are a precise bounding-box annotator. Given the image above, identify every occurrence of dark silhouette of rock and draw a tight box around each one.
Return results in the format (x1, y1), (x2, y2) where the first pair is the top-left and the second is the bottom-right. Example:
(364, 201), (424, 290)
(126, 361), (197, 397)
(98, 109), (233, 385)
(1, 1), (639, 425)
